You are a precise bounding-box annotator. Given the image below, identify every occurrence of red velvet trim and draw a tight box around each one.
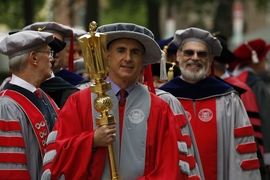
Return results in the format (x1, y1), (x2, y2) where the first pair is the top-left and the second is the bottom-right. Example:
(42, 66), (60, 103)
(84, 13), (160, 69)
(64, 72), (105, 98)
(0, 152), (27, 164)
(178, 154), (197, 176)
(0, 170), (30, 180)
(182, 134), (192, 148)
(234, 125), (254, 137)
(0, 120), (22, 132)
(237, 142), (257, 153)
(0, 90), (49, 157)
(187, 155), (196, 169)
(188, 175), (201, 180)
(0, 136), (25, 147)
(253, 131), (263, 139)
(176, 114), (188, 128)
(240, 158), (260, 170)
(249, 118), (261, 126)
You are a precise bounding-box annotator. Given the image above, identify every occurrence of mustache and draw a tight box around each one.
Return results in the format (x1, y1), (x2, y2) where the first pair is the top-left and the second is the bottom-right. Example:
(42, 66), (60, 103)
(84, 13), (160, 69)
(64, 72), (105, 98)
(185, 60), (203, 67)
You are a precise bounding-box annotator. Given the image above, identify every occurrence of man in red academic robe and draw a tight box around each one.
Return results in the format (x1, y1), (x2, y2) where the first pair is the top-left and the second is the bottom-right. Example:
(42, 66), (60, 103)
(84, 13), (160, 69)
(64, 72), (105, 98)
(159, 27), (261, 180)
(41, 23), (189, 180)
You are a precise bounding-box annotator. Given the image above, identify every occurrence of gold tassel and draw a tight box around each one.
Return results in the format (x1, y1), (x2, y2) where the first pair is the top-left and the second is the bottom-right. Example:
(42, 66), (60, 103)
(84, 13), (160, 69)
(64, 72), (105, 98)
(161, 41), (174, 81)
(167, 62), (175, 81)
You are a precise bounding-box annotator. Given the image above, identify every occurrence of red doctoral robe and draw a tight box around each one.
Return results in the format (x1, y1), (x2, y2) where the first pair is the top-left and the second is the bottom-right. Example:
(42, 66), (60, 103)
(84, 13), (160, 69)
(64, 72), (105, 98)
(42, 85), (183, 180)
(159, 76), (260, 180)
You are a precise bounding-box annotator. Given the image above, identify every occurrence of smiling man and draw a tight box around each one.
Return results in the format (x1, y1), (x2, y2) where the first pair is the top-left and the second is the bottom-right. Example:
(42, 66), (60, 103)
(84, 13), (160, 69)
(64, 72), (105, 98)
(159, 27), (261, 180)
(107, 38), (145, 88)
(41, 23), (191, 180)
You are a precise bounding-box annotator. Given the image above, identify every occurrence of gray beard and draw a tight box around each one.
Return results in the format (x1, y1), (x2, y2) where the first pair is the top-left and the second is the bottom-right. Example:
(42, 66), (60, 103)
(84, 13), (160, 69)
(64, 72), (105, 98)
(180, 62), (210, 82)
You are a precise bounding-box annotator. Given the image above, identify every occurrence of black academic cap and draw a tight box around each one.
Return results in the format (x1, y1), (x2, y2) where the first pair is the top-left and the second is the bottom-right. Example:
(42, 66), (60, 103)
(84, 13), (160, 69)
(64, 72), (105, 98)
(213, 34), (235, 64)
(151, 62), (181, 80)
(156, 37), (178, 53)
(48, 37), (66, 58)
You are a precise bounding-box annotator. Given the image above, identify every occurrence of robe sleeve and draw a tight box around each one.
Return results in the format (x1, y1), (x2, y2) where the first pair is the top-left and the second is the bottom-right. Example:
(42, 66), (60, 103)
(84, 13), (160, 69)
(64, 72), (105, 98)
(156, 90), (204, 179)
(218, 93), (261, 180)
(0, 97), (31, 179)
(42, 91), (106, 180)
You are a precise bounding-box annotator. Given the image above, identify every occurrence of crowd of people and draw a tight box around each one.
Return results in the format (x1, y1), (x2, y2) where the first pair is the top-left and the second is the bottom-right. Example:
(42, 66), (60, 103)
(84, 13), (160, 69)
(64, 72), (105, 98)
(0, 20), (269, 180)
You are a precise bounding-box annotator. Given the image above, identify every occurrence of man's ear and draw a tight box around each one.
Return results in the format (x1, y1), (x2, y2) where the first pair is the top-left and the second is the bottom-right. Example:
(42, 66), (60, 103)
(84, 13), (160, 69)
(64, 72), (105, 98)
(209, 55), (214, 65)
(137, 66), (145, 83)
(29, 51), (38, 65)
(176, 50), (181, 62)
(140, 65), (144, 75)
(107, 51), (111, 67)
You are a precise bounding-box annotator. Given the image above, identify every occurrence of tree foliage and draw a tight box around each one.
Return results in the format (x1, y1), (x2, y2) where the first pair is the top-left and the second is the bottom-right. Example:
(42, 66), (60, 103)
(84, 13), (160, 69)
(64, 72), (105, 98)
(100, 0), (147, 27)
(0, 0), (46, 30)
(0, 0), (269, 36)
(256, 0), (269, 12)
(0, 1), (24, 29)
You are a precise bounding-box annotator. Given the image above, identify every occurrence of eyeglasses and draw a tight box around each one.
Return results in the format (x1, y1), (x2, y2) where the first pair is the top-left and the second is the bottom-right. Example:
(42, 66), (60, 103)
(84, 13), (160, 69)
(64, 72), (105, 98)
(180, 49), (209, 58)
(36, 50), (54, 57)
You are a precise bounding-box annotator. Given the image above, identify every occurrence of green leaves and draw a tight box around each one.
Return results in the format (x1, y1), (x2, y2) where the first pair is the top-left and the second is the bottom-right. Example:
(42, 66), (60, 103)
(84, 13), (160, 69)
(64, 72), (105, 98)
(0, 0), (45, 29)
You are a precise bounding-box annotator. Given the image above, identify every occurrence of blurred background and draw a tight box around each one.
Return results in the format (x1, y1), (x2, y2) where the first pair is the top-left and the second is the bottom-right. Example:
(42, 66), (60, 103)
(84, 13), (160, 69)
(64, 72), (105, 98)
(0, 0), (270, 81)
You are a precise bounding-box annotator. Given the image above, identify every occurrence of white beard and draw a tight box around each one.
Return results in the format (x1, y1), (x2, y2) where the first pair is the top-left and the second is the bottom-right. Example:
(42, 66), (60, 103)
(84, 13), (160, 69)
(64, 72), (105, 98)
(180, 60), (210, 82)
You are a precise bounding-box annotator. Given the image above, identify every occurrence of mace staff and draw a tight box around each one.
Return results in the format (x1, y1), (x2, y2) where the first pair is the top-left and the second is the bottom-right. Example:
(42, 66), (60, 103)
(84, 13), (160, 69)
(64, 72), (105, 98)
(77, 21), (119, 180)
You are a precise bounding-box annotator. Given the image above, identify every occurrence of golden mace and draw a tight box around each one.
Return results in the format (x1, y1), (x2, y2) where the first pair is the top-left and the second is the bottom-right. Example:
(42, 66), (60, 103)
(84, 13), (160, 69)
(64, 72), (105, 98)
(77, 21), (119, 180)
